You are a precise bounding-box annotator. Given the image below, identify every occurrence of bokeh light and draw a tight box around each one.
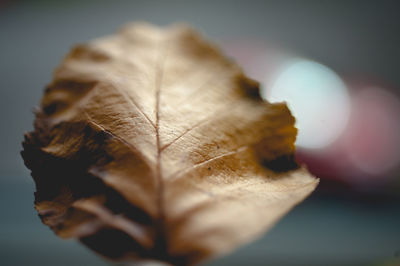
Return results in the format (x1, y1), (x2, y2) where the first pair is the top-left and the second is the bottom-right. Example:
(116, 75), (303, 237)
(221, 39), (400, 187)
(297, 83), (400, 186)
(263, 59), (351, 150)
(344, 86), (400, 179)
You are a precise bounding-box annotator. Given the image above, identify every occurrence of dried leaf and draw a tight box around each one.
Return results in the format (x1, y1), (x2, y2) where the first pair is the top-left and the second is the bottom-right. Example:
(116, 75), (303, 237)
(21, 23), (318, 265)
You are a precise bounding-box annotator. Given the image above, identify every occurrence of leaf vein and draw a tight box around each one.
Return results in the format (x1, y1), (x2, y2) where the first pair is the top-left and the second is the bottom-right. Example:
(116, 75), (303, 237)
(83, 110), (152, 167)
(168, 145), (249, 181)
(160, 96), (244, 152)
(111, 83), (157, 130)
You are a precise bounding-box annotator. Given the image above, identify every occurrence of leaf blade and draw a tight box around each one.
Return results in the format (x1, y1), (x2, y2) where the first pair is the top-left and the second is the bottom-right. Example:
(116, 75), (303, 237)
(22, 22), (318, 265)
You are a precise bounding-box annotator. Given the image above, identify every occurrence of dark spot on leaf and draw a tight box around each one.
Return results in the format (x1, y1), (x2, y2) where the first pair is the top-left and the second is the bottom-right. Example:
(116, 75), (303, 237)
(263, 154), (299, 172)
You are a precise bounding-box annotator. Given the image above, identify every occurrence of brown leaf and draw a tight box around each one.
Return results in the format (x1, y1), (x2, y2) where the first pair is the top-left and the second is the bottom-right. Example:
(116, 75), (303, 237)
(21, 23), (318, 265)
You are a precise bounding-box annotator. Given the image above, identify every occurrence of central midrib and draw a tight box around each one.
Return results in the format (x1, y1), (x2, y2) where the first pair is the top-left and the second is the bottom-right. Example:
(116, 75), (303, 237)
(154, 36), (168, 246)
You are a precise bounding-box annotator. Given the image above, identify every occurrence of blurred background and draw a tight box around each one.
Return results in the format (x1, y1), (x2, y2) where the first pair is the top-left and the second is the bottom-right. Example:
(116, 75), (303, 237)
(1, 0), (399, 265)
